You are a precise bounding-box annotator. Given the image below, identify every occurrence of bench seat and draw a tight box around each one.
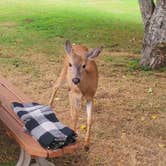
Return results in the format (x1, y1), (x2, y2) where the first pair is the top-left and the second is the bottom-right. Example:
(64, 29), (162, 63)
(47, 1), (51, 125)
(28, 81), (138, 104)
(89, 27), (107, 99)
(0, 75), (78, 165)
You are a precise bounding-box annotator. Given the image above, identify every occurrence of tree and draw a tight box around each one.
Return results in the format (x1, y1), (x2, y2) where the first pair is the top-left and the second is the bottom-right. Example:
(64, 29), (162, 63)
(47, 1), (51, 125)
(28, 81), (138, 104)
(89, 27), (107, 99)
(138, 0), (166, 69)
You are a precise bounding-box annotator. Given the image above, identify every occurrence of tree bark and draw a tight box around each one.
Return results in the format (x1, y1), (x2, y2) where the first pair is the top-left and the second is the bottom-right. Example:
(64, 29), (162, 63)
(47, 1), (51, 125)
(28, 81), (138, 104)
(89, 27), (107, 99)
(139, 0), (166, 69)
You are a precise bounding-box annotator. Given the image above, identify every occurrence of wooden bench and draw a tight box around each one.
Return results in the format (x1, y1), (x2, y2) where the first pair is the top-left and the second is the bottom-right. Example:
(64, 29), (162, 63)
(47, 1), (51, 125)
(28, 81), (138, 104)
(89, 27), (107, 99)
(0, 75), (78, 166)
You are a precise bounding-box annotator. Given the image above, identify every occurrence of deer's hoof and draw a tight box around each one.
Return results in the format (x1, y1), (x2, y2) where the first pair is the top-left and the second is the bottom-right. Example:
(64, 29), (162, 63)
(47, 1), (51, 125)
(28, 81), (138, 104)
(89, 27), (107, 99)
(84, 145), (90, 152)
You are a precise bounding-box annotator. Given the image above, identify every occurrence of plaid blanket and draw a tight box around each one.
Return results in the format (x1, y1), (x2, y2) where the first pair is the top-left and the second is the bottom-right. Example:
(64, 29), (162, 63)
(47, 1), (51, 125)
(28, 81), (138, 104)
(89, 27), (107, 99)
(12, 102), (77, 149)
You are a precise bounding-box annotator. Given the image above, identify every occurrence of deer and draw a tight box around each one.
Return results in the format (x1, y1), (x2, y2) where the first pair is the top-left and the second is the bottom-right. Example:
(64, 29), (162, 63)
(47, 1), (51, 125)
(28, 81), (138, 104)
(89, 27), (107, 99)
(49, 40), (103, 150)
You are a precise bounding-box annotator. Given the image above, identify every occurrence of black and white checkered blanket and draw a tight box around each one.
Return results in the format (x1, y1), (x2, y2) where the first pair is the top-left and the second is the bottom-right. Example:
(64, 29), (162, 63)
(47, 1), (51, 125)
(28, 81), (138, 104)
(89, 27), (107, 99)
(12, 102), (77, 149)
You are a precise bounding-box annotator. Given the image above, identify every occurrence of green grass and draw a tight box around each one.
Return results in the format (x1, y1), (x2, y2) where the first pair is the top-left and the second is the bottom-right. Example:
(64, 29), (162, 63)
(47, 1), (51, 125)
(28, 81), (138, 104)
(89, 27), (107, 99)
(0, 0), (143, 55)
(102, 55), (163, 72)
(0, 56), (40, 77)
(0, 161), (16, 166)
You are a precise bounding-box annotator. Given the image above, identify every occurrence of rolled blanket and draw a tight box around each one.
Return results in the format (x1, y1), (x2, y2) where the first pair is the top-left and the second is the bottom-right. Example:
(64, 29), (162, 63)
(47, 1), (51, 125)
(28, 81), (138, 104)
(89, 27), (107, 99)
(11, 102), (77, 149)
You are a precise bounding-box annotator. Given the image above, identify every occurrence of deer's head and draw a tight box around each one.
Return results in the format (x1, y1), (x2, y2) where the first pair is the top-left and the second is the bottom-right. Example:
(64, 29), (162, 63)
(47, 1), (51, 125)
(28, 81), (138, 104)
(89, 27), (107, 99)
(65, 40), (103, 85)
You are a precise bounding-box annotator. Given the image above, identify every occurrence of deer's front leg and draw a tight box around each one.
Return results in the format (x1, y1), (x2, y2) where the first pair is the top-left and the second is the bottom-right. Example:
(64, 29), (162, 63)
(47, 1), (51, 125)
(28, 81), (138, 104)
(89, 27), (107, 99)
(69, 92), (81, 132)
(85, 100), (93, 150)
(49, 85), (58, 106)
(49, 67), (67, 106)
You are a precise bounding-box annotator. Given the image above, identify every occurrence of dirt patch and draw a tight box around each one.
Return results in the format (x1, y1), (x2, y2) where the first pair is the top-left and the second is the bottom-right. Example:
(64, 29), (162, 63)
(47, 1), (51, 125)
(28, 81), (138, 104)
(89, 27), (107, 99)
(23, 18), (34, 23)
(0, 50), (166, 166)
(0, 21), (17, 28)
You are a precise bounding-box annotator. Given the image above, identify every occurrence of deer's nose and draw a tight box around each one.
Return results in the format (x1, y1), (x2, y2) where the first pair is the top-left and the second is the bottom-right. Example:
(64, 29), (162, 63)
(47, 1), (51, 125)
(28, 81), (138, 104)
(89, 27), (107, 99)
(72, 78), (80, 84)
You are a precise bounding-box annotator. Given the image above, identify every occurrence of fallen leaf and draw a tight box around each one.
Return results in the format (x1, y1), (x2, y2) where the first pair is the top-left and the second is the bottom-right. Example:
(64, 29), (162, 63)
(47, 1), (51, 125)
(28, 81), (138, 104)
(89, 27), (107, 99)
(158, 143), (165, 149)
(55, 97), (60, 101)
(141, 117), (145, 121)
(151, 114), (157, 120)
(148, 88), (153, 94)
(122, 75), (126, 79)
(80, 124), (86, 130)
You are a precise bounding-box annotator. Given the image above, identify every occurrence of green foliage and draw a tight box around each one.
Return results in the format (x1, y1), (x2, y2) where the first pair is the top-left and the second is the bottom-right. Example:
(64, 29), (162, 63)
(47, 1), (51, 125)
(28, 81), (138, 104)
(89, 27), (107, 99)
(127, 59), (140, 70)
(103, 56), (113, 62)
(127, 59), (150, 71)
(0, 57), (24, 67)
(0, 57), (40, 77)
(0, 161), (16, 166)
(158, 67), (166, 72)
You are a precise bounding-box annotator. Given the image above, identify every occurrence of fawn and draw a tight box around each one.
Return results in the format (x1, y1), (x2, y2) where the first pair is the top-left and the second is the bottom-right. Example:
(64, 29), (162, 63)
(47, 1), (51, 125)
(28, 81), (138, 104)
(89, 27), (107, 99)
(49, 40), (103, 149)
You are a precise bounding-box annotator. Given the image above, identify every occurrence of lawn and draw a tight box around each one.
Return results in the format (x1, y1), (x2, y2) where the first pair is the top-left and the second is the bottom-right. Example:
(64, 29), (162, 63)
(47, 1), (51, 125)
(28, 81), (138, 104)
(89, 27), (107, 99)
(0, 0), (143, 53)
(0, 0), (166, 166)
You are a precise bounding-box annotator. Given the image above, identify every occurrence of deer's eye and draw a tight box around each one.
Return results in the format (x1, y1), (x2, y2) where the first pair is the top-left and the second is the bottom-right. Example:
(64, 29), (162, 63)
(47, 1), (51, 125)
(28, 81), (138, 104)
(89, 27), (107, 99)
(82, 64), (86, 69)
(69, 63), (72, 67)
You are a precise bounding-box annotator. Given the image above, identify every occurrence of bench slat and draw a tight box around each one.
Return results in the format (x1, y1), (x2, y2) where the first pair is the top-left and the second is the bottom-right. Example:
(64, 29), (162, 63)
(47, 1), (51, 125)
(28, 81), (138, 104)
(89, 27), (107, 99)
(47, 143), (79, 158)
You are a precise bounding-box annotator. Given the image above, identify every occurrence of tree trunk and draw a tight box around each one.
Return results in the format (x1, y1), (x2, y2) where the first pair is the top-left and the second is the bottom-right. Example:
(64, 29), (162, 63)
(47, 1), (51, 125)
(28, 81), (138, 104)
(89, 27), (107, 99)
(139, 0), (166, 69)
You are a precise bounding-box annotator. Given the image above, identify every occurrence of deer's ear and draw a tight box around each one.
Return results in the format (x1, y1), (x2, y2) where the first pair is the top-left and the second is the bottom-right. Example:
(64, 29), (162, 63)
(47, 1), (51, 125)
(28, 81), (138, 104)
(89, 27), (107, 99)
(86, 46), (103, 60)
(65, 40), (72, 55)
